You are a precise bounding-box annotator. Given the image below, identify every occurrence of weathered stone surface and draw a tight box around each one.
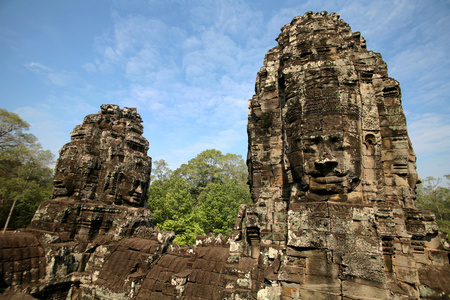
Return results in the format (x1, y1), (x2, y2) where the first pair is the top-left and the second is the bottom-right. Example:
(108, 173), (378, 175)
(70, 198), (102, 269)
(1, 11), (450, 300)
(240, 10), (450, 299)
(0, 290), (38, 299)
(0, 233), (45, 291)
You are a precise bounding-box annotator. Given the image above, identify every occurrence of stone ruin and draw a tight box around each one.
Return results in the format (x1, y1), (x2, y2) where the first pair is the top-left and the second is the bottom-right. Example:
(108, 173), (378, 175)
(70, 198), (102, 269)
(1, 11), (450, 300)
(30, 104), (153, 244)
(242, 11), (450, 298)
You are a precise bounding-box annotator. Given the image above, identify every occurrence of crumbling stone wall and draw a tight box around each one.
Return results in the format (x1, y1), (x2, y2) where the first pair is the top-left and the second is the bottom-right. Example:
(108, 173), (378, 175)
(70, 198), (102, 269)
(0, 233), (45, 292)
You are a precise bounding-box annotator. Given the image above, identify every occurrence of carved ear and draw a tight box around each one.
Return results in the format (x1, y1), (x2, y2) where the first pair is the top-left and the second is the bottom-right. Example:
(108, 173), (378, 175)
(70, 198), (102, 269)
(364, 134), (376, 146)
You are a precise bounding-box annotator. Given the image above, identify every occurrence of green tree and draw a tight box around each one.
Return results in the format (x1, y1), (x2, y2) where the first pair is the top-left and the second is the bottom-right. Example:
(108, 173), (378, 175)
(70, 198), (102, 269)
(150, 159), (172, 182)
(0, 109), (37, 176)
(148, 150), (251, 245)
(175, 149), (248, 194)
(148, 175), (204, 245)
(415, 175), (450, 236)
(148, 176), (195, 225)
(162, 215), (205, 245)
(199, 180), (250, 236)
(175, 149), (224, 194)
(0, 109), (54, 231)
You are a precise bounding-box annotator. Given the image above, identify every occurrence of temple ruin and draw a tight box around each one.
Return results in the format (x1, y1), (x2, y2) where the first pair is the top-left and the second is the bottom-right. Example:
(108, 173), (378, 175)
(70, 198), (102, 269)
(1, 11), (449, 299)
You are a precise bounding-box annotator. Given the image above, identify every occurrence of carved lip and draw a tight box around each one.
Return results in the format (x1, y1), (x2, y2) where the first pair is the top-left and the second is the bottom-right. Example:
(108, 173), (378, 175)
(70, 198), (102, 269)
(310, 176), (345, 184)
(129, 192), (142, 201)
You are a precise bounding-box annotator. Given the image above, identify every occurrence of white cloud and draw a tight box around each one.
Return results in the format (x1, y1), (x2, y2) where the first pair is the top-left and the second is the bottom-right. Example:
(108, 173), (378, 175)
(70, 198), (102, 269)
(47, 73), (71, 87)
(408, 113), (450, 157)
(24, 62), (74, 87)
(82, 62), (97, 72)
(125, 46), (160, 78)
(188, 0), (263, 39)
(25, 62), (53, 72)
(121, 84), (165, 111)
(92, 13), (184, 76)
(84, 1), (265, 150)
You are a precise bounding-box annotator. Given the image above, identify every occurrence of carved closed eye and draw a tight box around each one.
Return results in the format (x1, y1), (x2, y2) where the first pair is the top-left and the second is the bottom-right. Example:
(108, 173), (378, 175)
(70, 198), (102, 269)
(329, 135), (342, 143)
(336, 144), (350, 151)
(303, 146), (315, 153)
(309, 136), (322, 144)
(302, 137), (321, 152)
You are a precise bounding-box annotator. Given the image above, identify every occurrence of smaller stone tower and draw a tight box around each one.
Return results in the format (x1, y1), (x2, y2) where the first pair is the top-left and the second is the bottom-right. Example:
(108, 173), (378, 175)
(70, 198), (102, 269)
(29, 104), (153, 243)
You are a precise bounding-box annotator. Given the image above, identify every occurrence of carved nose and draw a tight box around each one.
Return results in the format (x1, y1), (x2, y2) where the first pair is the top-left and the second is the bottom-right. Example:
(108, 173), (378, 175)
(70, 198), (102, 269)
(314, 158), (338, 175)
(135, 184), (143, 194)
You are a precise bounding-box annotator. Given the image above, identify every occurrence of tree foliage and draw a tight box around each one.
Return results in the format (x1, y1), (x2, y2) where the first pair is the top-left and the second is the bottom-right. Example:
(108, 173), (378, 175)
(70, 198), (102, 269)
(0, 108), (54, 230)
(148, 149), (251, 245)
(415, 175), (450, 237)
(150, 159), (172, 182)
(0, 109), (41, 165)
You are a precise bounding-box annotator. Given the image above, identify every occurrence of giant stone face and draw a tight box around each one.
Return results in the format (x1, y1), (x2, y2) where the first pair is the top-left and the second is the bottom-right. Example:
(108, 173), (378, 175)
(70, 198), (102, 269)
(285, 94), (362, 202)
(51, 104), (152, 208)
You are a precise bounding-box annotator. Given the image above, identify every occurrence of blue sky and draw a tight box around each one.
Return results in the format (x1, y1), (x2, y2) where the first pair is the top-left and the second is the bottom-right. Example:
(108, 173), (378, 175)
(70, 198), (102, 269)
(0, 0), (449, 180)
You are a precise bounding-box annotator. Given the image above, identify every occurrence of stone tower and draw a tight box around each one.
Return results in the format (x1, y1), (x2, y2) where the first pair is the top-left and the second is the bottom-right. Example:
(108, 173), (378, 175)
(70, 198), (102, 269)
(238, 11), (450, 298)
(28, 104), (153, 243)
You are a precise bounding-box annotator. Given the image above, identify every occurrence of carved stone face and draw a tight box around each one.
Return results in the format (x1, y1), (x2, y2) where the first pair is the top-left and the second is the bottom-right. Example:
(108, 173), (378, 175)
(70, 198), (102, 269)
(52, 170), (72, 197)
(98, 135), (151, 207)
(286, 109), (362, 201)
(110, 157), (150, 207)
(295, 131), (361, 196)
(52, 147), (97, 199)
(52, 108), (151, 208)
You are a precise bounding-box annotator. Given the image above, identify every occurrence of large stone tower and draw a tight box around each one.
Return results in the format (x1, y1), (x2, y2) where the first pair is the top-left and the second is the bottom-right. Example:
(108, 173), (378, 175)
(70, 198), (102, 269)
(239, 11), (450, 299)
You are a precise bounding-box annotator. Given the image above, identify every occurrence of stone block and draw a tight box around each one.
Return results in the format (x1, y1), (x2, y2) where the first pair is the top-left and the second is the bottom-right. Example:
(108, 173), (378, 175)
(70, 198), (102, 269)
(342, 279), (389, 299)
